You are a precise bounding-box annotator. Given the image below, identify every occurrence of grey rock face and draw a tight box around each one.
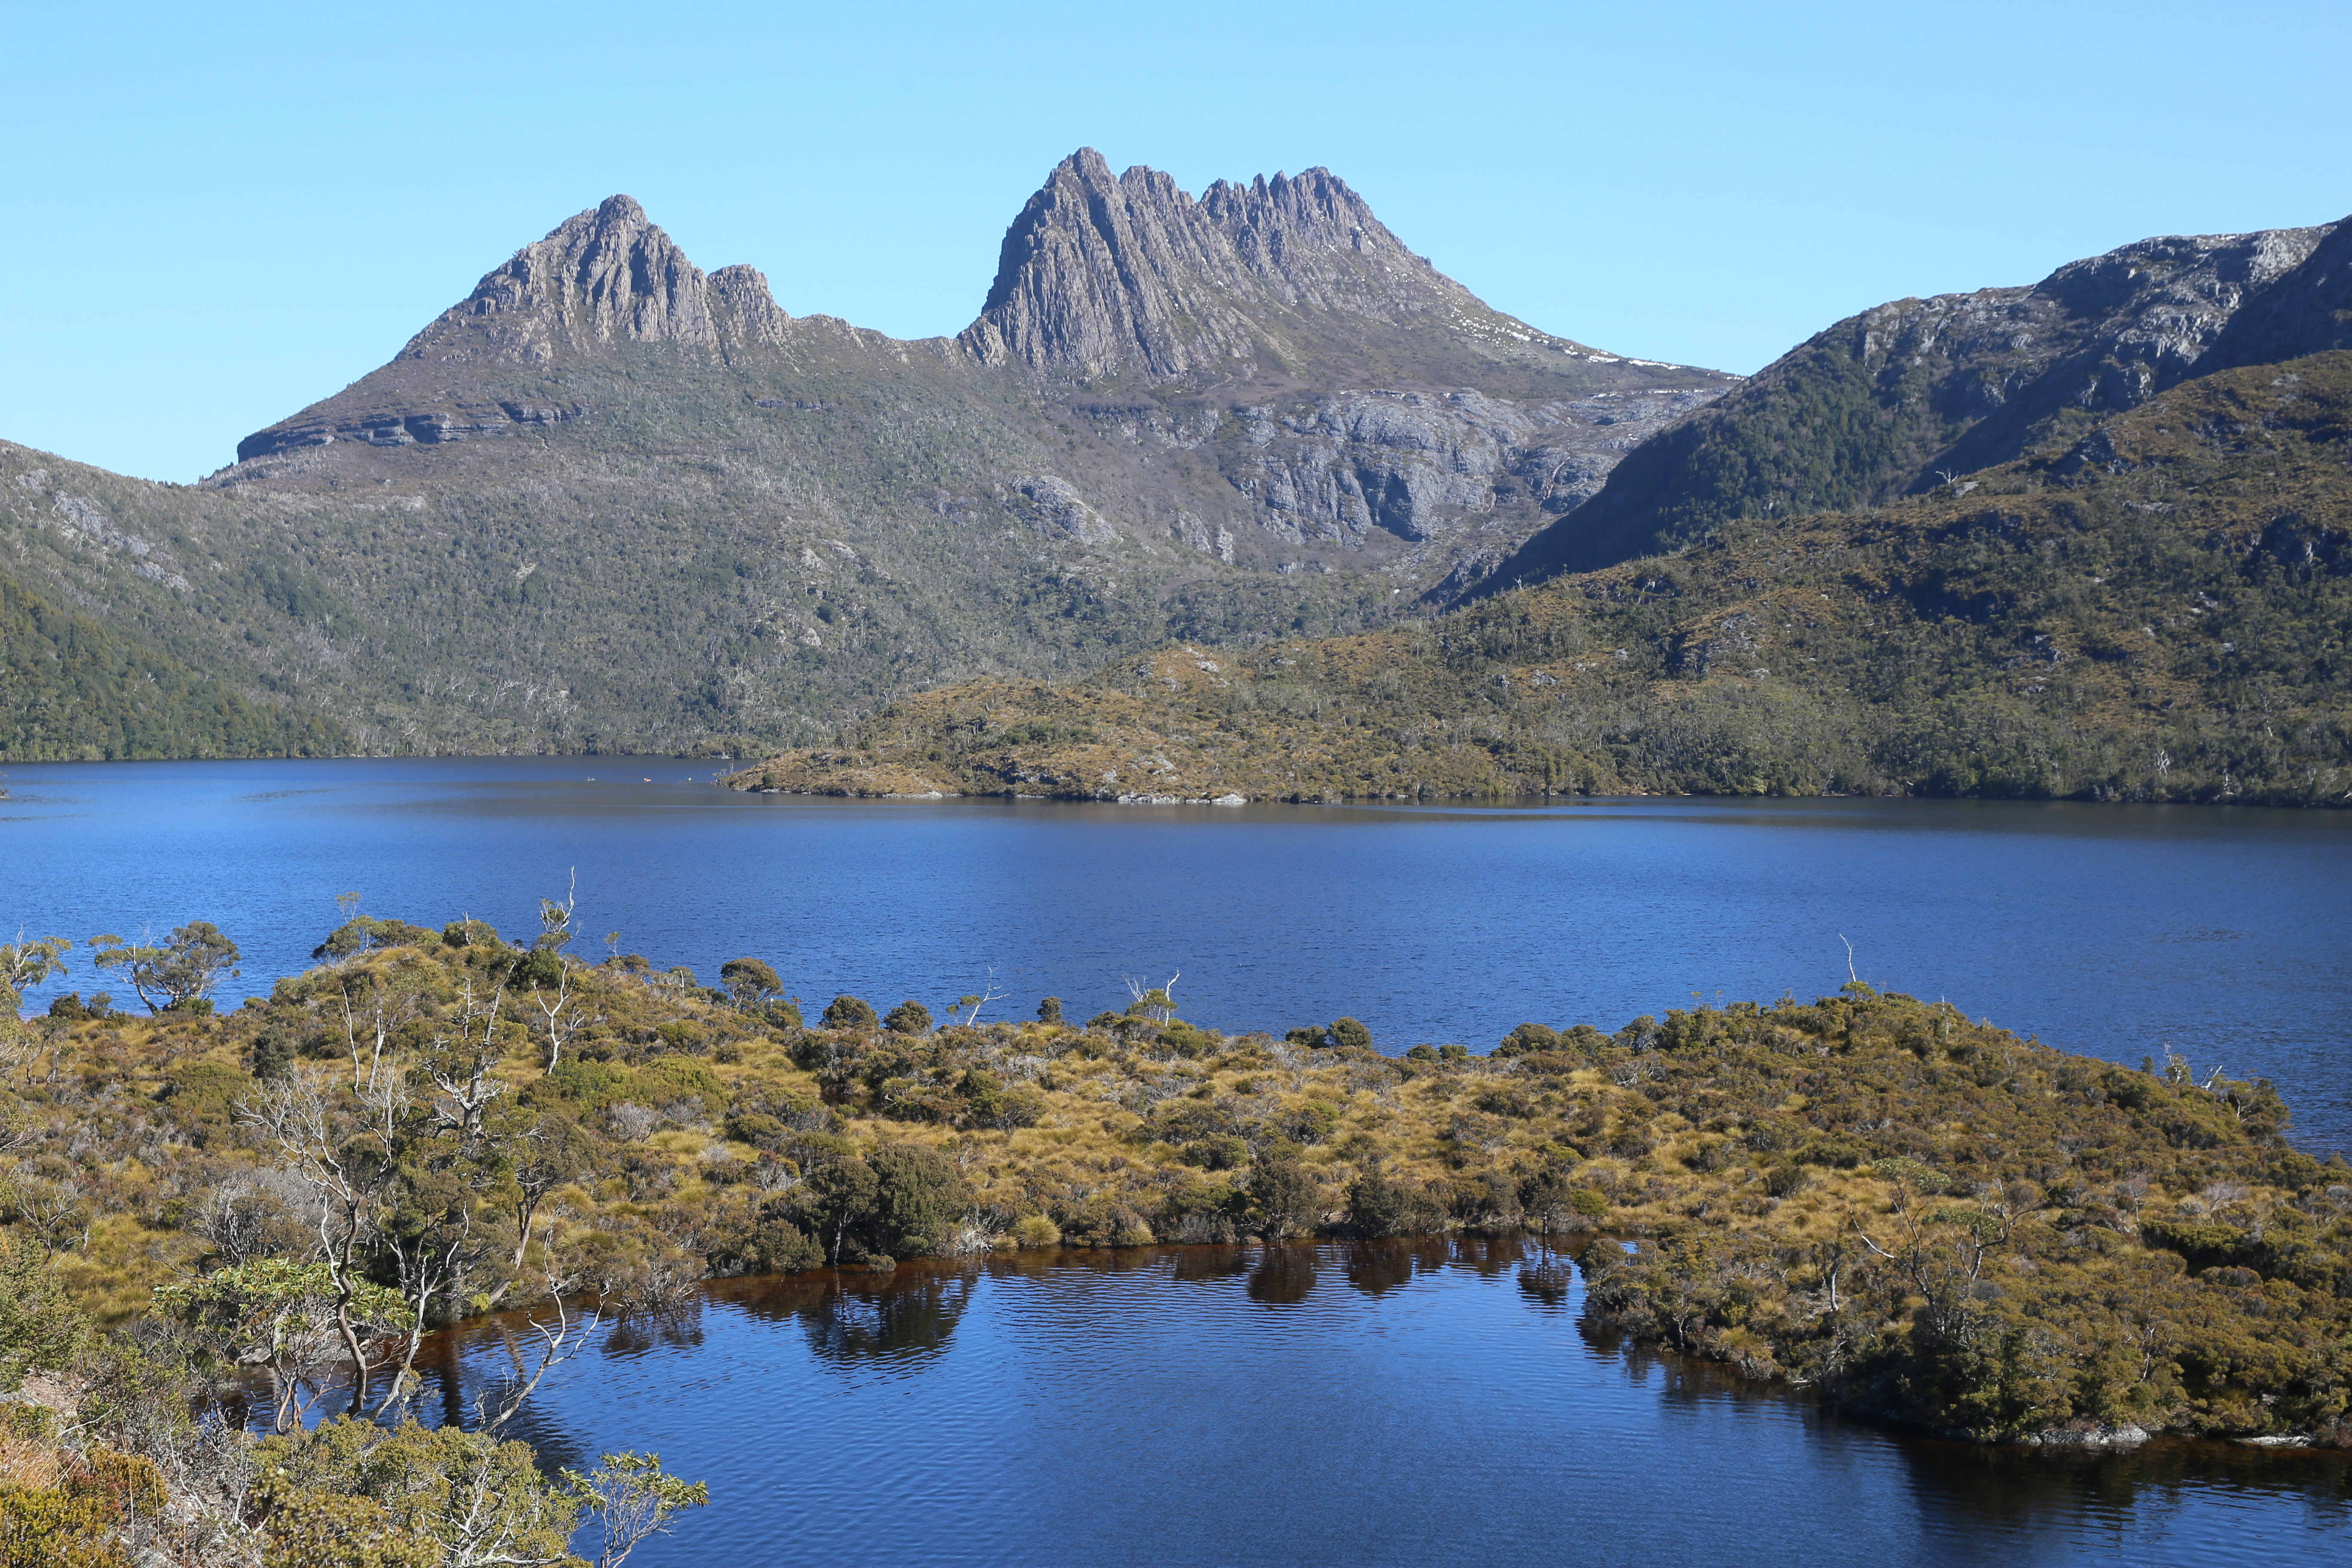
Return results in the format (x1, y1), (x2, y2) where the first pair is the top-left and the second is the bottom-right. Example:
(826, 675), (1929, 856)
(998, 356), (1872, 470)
(2205, 218), (2352, 371)
(237, 196), (793, 462)
(410, 195), (792, 363)
(1007, 475), (1120, 545)
(957, 148), (1675, 395)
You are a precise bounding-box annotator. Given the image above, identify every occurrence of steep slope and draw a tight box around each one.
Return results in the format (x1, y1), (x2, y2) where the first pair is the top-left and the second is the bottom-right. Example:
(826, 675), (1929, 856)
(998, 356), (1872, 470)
(1487, 220), (2341, 587)
(0, 156), (1730, 756)
(0, 565), (343, 761)
(959, 149), (1657, 397)
(729, 352), (2352, 808)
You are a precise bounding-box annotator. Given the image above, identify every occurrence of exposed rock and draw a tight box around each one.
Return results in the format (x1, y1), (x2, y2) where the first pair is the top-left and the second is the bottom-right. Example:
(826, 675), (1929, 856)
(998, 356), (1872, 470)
(2205, 218), (2352, 370)
(1008, 475), (1119, 545)
(958, 148), (1713, 398)
(1489, 217), (2346, 587)
(237, 196), (789, 461)
(2018, 1422), (2151, 1449)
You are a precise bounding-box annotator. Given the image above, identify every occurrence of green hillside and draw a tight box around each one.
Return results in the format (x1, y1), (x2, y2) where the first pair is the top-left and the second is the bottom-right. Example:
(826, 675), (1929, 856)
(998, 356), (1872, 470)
(730, 354), (2352, 808)
(0, 570), (345, 761)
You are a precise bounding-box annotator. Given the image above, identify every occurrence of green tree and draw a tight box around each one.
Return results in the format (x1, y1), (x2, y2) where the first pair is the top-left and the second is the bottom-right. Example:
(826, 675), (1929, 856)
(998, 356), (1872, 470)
(798, 1157), (880, 1264)
(90, 922), (241, 1013)
(259, 1418), (582, 1568)
(250, 1026), (297, 1081)
(883, 1000), (932, 1036)
(868, 1144), (971, 1258)
(0, 1233), (89, 1391)
(1036, 996), (1064, 1025)
(718, 958), (782, 1009)
(1494, 1022), (1559, 1058)
(1329, 1017), (1374, 1052)
(561, 1451), (709, 1568)
(821, 995), (878, 1032)
(1248, 1159), (1323, 1242)
(0, 934), (70, 1016)
(153, 1260), (411, 1433)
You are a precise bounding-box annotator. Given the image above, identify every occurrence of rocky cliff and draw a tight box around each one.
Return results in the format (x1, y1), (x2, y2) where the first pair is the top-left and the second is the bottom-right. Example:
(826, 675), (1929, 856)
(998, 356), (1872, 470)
(1486, 218), (2344, 587)
(958, 149), (1629, 394)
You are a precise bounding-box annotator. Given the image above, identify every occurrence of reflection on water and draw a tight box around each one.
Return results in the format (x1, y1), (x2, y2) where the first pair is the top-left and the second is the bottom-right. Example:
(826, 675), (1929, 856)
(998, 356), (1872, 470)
(404, 1244), (2346, 1568)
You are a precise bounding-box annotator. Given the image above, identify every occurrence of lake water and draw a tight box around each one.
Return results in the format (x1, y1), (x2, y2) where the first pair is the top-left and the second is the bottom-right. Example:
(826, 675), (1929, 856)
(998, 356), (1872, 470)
(3, 756), (2348, 1150)
(8, 757), (2351, 1561)
(407, 1242), (2348, 1568)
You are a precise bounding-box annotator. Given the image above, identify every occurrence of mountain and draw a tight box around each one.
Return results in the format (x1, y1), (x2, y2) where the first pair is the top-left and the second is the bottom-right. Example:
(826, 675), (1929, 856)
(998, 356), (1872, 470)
(726, 350), (2352, 808)
(1, 153), (1729, 758)
(1485, 218), (2344, 588)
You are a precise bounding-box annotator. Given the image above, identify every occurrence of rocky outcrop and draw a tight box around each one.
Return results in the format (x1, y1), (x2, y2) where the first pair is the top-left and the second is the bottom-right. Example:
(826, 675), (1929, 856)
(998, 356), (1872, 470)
(403, 195), (791, 364)
(957, 149), (1663, 393)
(1486, 217), (2345, 589)
(236, 197), (793, 462)
(2205, 217), (2352, 371)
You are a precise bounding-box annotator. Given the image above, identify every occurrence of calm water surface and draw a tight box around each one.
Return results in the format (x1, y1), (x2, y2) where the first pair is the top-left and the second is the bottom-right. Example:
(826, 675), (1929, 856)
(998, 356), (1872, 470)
(3, 756), (2347, 1148)
(7, 758), (2352, 1561)
(411, 1243), (2348, 1568)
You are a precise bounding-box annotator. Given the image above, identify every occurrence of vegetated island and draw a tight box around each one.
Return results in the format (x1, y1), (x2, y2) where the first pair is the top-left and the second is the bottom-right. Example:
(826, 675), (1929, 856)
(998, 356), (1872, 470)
(0, 909), (2347, 1559)
(724, 355), (2352, 808)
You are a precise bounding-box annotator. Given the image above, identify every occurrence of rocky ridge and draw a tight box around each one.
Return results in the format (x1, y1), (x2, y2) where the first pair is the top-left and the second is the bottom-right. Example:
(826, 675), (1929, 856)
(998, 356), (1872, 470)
(1491, 217), (2346, 585)
(6, 152), (1729, 756)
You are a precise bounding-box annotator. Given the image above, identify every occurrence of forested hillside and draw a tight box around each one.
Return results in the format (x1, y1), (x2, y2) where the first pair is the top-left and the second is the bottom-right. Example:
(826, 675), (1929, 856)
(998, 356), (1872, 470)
(0, 570), (344, 761)
(730, 353), (2352, 807)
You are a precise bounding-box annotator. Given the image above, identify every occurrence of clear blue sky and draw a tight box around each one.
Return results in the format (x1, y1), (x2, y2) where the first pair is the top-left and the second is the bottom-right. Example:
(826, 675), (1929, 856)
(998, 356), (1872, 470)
(7, 1), (2347, 482)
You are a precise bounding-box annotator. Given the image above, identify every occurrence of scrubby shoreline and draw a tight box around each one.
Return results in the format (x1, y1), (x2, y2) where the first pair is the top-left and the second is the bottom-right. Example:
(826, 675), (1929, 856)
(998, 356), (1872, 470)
(5, 910), (2346, 1463)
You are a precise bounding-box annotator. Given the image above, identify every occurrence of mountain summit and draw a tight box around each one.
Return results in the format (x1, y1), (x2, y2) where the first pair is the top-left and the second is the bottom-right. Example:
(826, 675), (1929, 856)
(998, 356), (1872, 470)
(239, 196), (794, 460)
(959, 148), (1619, 390)
(6, 150), (1728, 758)
(1484, 216), (2347, 586)
(404, 193), (793, 364)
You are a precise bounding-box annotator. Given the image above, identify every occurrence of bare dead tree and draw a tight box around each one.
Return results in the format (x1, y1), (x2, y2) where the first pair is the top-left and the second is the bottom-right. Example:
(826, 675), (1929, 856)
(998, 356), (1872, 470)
(476, 1219), (608, 1435)
(955, 967), (1009, 1027)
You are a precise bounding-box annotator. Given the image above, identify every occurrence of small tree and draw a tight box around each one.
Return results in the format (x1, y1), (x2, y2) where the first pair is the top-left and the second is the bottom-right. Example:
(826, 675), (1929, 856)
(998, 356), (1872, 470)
(0, 932), (72, 1014)
(1329, 1017), (1374, 1053)
(1494, 1022), (1559, 1058)
(91, 922), (242, 1013)
(562, 1451), (710, 1568)
(821, 995), (878, 1032)
(719, 957), (783, 1009)
(798, 1157), (879, 1264)
(883, 999), (932, 1036)
(1037, 996), (1064, 1026)
(1249, 1159), (1323, 1242)
(154, 1259), (411, 1433)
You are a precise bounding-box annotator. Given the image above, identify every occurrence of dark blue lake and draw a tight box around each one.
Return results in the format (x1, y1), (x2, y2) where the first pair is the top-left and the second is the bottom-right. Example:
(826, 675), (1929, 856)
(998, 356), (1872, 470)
(5, 758), (2349, 1563)
(4, 757), (2348, 1150)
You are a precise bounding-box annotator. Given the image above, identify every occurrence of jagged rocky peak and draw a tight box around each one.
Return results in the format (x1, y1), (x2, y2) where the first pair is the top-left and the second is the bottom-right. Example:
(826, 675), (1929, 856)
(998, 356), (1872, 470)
(1199, 166), (1464, 315)
(232, 197), (793, 464)
(959, 148), (1570, 384)
(399, 194), (791, 365)
(962, 150), (1268, 381)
